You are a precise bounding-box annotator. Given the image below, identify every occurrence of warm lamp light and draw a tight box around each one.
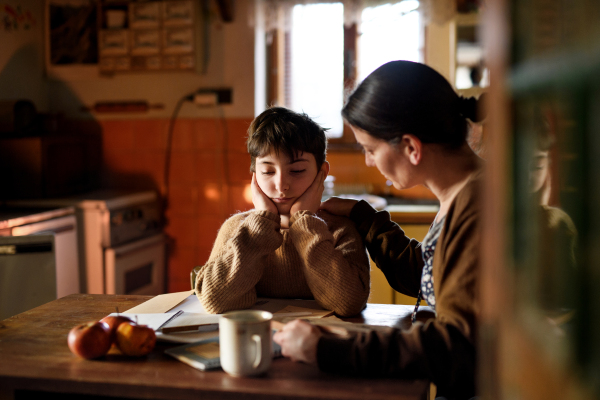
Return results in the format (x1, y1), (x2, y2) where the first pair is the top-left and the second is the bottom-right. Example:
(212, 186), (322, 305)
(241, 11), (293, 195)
(204, 185), (220, 201)
(243, 184), (252, 204)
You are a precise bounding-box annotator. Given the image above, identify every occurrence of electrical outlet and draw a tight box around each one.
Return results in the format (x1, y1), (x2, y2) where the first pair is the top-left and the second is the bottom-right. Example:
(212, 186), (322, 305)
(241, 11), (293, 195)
(192, 88), (232, 106)
(213, 89), (232, 104)
(193, 92), (218, 106)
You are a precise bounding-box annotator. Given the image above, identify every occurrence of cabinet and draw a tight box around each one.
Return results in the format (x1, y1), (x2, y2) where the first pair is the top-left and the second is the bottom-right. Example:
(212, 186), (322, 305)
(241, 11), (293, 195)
(452, 12), (487, 96)
(98, 1), (199, 74)
(45, 0), (205, 79)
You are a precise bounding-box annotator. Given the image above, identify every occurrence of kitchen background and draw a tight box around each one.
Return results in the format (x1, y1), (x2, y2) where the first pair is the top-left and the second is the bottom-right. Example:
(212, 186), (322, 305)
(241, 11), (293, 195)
(0, 0), (454, 293)
(4, 1), (600, 398)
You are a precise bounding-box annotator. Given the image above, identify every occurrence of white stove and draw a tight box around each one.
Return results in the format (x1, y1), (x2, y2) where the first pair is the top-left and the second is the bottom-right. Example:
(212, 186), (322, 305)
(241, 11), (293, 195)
(5, 190), (165, 295)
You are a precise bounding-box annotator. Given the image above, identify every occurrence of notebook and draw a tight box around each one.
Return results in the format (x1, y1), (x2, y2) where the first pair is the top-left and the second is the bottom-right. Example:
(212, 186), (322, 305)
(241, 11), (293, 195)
(165, 331), (282, 371)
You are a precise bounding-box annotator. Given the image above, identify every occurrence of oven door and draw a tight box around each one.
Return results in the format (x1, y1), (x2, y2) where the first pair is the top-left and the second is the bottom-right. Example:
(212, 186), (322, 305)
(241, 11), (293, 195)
(104, 233), (165, 295)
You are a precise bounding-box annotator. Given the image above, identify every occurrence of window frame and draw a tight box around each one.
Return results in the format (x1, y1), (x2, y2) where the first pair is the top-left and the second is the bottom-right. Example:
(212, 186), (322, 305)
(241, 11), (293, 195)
(265, 3), (424, 151)
(265, 19), (361, 150)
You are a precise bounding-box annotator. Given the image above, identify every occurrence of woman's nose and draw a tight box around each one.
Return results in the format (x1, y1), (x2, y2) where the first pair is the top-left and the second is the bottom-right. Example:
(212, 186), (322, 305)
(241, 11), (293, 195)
(365, 153), (375, 167)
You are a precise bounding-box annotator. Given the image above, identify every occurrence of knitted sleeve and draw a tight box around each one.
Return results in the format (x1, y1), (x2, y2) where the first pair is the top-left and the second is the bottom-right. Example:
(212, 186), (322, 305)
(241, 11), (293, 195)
(195, 210), (283, 313)
(349, 200), (424, 297)
(288, 211), (370, 317)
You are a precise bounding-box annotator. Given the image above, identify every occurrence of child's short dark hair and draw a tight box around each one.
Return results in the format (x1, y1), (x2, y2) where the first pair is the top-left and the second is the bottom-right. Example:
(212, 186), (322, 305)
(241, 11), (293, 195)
(247, 107), (328, 172)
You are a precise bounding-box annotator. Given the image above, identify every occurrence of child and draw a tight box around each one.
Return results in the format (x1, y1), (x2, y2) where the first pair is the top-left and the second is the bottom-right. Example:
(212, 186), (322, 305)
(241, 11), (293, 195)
(194, 107), (371, 317)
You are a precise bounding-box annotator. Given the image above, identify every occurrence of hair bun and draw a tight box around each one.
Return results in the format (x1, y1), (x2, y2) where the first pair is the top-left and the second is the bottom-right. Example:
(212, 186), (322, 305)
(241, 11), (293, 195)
(458, 94), (486, 123)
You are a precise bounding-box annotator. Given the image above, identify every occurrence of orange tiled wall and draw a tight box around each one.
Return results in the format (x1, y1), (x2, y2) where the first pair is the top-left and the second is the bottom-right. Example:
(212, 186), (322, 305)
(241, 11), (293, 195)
(100, 117), (254, 293)
(98, 118), (435, 293)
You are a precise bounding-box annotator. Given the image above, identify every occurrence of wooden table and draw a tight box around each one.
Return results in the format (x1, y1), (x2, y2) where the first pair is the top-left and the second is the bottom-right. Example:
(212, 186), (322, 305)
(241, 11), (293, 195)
(0, 294), (431, 400)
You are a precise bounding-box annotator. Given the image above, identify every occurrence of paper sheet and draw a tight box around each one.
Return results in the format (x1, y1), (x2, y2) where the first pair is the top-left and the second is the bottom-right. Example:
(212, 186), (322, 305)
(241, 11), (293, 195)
(124, 293), (340, 343)
(124, 290), (194, 314)
(105, 312), (181, 331)
(160, 313), (220, 333)
(274, 305), (334, 318)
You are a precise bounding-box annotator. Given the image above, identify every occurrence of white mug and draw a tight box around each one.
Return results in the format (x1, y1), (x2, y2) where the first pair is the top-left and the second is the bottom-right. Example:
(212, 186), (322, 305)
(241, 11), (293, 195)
(219, 310), (273, 377)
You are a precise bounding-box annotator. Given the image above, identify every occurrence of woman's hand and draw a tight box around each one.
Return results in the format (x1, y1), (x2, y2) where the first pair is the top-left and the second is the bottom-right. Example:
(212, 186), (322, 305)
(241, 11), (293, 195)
(290, 170), (325, 216)
(273, 319), (322, 364)
(251, 173), (278, 214)
(319, 197), (358, 217)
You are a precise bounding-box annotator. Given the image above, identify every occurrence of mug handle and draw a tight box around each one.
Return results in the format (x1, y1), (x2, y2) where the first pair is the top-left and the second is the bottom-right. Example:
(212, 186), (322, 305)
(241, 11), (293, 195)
(251, 334), (262, 368)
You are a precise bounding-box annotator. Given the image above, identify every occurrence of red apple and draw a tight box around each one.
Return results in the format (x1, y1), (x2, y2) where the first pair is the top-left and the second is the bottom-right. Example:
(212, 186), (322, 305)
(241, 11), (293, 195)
(67, 321), (112, 359)
(100, 315), (134, 343)
(115, 322), (156, 356)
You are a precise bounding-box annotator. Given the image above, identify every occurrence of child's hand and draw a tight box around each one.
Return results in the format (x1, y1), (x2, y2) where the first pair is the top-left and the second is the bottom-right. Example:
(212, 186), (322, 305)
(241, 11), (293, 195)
(290, 169), (325, 216)
(251, 173), (278, 214)
(319, 197), (358, 217)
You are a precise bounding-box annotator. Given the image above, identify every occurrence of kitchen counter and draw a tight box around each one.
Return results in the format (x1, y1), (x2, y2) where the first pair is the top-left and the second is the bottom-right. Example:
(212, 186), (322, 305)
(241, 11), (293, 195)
(0, 206), (75, 231)
(386, 203), (439, 225)
(326, 193), (439, 225)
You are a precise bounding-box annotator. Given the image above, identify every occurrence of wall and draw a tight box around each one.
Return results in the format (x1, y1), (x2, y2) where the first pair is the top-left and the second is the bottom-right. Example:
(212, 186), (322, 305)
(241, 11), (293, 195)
(0, 0), (257, 293)
(0, 0), (47, 110)
(85, 1), (257, 292)
(48, 2), (255, 120)
(97, 115), (254, 292)
(425, 19), (453, 83)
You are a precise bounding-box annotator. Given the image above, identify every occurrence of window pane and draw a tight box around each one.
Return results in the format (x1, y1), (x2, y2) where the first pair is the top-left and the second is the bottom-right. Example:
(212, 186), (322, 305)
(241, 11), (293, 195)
(291, 3), (344, 137)
(358, 1), (421, 82)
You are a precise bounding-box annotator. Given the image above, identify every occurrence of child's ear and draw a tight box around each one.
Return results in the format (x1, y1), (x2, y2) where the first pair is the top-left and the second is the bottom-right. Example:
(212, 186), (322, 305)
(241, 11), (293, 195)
(321, 161), (330, 178)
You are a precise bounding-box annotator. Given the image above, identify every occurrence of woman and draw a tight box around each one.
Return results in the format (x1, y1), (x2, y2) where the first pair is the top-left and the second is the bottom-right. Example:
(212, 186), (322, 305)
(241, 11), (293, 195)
(273, 60), (484, 400)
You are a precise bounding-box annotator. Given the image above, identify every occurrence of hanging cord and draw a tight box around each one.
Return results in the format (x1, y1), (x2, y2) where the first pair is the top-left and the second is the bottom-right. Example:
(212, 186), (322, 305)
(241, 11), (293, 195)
(163, 93), (194, 211)
(216, 104), (229, 194)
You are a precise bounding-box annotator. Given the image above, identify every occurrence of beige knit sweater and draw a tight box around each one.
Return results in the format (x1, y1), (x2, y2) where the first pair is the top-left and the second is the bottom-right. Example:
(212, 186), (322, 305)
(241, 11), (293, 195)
(195, 209), (371, 317)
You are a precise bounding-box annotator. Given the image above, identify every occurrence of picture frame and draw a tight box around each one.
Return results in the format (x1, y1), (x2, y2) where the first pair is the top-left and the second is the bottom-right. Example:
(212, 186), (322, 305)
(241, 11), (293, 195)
(45, 0), (100, 80)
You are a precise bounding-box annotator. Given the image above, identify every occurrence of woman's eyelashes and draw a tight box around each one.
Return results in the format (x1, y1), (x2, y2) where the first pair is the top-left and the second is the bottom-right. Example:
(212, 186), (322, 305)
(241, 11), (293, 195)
(360, 145), (374, 155)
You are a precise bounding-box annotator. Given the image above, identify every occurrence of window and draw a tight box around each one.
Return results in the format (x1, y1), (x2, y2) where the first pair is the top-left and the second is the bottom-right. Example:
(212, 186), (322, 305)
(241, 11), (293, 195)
(264, 1), (422, 142)
(290, 4), (345, 136)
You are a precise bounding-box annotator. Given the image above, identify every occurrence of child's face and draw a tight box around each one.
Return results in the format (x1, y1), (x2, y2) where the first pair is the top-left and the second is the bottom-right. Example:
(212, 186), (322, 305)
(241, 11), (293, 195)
(255, 150), (319, 215)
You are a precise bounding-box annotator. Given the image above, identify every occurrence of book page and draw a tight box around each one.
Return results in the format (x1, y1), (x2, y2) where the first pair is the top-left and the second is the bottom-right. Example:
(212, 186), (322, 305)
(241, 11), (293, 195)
(124, 290), (194, 314)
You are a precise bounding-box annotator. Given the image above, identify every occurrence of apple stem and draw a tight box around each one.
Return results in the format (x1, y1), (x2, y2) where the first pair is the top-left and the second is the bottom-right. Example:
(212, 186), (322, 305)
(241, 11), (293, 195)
(115, 307), (120, 315)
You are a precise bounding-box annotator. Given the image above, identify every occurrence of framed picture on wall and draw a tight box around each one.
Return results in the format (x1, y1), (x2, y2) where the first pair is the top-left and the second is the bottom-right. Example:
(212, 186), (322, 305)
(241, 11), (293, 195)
(45, 0), (100, 80)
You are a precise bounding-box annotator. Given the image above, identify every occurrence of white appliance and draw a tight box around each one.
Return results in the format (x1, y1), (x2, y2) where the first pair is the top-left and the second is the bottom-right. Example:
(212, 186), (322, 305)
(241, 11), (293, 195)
(5, 190), (165, 295)
(0, 235), (56, 320)
(0, 207), (80, 299)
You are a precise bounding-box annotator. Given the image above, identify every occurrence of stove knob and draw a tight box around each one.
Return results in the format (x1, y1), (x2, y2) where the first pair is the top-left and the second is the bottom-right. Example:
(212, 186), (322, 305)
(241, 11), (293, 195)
(111, 213), (123, 225)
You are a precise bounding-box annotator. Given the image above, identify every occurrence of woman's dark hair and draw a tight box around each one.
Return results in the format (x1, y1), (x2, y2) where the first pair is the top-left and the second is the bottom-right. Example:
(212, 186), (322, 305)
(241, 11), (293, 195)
(342, 60), (485, 148)
(247, 107), (328, 172)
